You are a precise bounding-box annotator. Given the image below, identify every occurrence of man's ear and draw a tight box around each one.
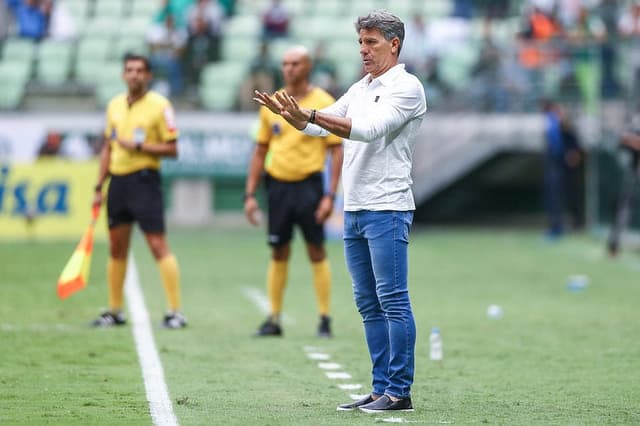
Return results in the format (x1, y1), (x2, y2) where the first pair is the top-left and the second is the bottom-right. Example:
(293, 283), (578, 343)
(391, 38), (400, 55)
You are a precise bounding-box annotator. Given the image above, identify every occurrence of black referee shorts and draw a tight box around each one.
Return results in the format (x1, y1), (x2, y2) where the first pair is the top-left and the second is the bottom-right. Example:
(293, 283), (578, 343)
(107, 169), (165, 233)
(265, 172), (325, 247)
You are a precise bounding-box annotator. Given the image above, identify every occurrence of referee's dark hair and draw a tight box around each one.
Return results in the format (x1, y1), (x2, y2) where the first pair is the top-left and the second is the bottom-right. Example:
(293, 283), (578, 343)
(123, 52), (152, 72)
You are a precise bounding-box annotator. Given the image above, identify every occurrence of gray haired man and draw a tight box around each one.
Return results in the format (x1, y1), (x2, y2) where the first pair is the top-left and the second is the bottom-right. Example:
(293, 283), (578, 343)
(254, 10), (427, 412)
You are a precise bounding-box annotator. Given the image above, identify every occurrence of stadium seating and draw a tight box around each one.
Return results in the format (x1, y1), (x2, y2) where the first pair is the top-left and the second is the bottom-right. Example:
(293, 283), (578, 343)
(221, 37), (260, 63)
(74, 36), (113, 85)
(225, 15), (261, 39)
(199, 62), (246, 110)
(0, 60), (30, 109)
(36, 40), (74, 86)
(1, 37), (36, 62)
(94, 62), (127, 108)
(93, 0), (126, 18)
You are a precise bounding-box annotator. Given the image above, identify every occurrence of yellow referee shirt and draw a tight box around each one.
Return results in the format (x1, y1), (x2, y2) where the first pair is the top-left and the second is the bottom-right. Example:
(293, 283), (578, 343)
(104, 91), (179, 176)
(256, 87), (342, 182)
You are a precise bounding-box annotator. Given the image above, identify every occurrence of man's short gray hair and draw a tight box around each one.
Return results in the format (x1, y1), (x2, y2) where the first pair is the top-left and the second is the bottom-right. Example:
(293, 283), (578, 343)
(355, 10), (405, 55)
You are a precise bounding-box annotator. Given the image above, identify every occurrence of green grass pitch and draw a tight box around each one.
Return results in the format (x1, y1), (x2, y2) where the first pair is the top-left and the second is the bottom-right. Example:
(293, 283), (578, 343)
(1, 227), (639, 425)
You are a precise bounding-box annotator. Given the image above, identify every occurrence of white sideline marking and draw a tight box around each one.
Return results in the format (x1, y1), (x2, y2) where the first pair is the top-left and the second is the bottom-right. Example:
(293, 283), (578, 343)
(242, 287), (292, 324)
(326, 372), (352, 380)
(318, 362), (342, 370)
(338, 384), (363, 390)
(307, 352), (331, 360)
(125, 256), (179, 426)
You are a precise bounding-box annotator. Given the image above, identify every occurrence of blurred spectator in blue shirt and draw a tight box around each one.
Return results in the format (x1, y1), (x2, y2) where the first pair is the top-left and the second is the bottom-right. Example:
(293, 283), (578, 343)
(452, 0), (474, 19)
(542, 99), (566, 239)
(147, 13), (188, 96)
(15, 0), (49, 40)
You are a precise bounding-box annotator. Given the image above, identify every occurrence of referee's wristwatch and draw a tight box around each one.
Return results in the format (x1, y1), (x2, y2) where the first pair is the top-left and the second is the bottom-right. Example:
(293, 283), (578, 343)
(135, 141), (143, 151)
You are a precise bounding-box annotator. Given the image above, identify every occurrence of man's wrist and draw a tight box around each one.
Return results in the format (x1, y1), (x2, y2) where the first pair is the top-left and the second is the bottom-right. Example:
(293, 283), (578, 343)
(135, 141), (143, 152)
(308, 109), (317, 124)
(244, 193), (255, 201)
(324, 192), (336, 201)
(94, 183), (103, 192)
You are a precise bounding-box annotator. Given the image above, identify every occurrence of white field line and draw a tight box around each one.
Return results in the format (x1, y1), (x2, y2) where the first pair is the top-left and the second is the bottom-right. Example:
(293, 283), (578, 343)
(125, 255), (178, 426)
(242, 287), (292, 324)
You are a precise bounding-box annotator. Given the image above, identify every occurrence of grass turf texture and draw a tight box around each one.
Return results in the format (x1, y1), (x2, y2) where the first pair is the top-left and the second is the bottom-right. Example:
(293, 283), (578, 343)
(1, 228), (639, 425)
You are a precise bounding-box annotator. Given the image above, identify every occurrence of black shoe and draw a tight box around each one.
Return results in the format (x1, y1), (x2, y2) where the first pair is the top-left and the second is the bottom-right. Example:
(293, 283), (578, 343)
(91, 311), (126, 327)
(254, 318), (282, 336)
(336, 394), (376, 411)
(359, 395), (414, 413)
(317, 315), (332, 338)
(163, 312), (187, 329)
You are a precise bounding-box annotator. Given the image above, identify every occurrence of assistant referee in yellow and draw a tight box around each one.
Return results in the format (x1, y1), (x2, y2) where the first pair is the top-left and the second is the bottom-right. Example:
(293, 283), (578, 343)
(91, 53), (186, 329)
(245, 46), (343, 337)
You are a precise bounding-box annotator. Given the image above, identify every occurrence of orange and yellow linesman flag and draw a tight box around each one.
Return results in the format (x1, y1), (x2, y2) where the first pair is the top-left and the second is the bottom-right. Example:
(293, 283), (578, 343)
(57, 205), (101, 300)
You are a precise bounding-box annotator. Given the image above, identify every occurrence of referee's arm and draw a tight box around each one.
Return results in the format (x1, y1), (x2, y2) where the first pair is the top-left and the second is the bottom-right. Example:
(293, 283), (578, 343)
(138, 139), (177, 157)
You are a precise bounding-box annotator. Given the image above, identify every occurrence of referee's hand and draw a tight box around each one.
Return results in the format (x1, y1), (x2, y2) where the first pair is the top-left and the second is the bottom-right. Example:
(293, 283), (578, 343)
(244, 196), (261, 226)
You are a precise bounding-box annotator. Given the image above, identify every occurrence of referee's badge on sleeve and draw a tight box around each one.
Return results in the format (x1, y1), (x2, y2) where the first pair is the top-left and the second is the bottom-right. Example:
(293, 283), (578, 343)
(272, 123), (281, 135)
(163, 106), (177, 132)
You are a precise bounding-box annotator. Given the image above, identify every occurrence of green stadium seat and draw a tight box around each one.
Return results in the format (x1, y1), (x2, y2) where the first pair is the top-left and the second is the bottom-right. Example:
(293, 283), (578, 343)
(113, 36), (148, 61)
(0, 59), (31, 85)
(1, 37), (36, 62)
(74, 37), (113, 84)
(199, 62), (246, 111)
(313, 0), (347, 17)
(290, 18), (328, 42)
(36, 40), (74, 85)
(221, 37), (259, 63)
(130, 0), (159, 19)
(200, 62), (246, 87)
(437, 43), (478, 91)
(347, 0), (381, 18)
(225, 15), (261, 38)
(93, 0), (125, 18)
(200, 84), (238, 111)
(270, 38), (305, 62)
(92, 61), (126, 107)
(423, 0), (451, 18)
(335, 59), (364, 88)
(327, 40), (360, 64)
(0, 81), (25, 110)
(120, 16), (153, 38)
(0, 61), (29, 109)
(84, 16), (122, 37)
(63, 0), (90, 33)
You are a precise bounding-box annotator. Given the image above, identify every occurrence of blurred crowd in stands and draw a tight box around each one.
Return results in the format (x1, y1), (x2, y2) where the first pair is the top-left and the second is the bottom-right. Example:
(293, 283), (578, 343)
(1, 0), (639, 113)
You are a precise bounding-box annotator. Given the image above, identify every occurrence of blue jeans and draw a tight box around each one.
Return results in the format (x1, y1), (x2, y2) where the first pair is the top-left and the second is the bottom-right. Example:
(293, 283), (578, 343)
(343, 210), (416, 399)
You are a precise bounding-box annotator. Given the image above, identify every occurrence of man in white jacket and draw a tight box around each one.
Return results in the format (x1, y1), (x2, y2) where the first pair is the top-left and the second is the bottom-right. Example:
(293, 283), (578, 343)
(254, 9), (427, 413)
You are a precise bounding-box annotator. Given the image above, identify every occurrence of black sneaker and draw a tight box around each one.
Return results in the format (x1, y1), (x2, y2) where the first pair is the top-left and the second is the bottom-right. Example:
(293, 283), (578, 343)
(254, 318), (282, 336)
(359, 395), (414, 413)
(91, 311), (126, 327)
(336, 394), (376, 411)
(163, 312), (187, 329)
(317, 315), (332, 338)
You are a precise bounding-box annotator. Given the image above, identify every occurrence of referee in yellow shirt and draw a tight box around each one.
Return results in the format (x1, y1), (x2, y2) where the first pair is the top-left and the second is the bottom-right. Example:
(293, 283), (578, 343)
(244, 46), (343, 337)
(91, 53), (186, 329)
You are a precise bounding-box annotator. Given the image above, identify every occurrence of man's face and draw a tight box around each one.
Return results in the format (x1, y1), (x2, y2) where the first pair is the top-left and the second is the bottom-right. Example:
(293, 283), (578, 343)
(281, 51), (310, 86)
(358, 27), (398, 78)
(123, 59), (151, 93)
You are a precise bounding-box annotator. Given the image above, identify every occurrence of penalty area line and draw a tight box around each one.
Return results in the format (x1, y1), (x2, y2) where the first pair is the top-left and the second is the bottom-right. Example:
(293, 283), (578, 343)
(125, 254), (179, 426)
